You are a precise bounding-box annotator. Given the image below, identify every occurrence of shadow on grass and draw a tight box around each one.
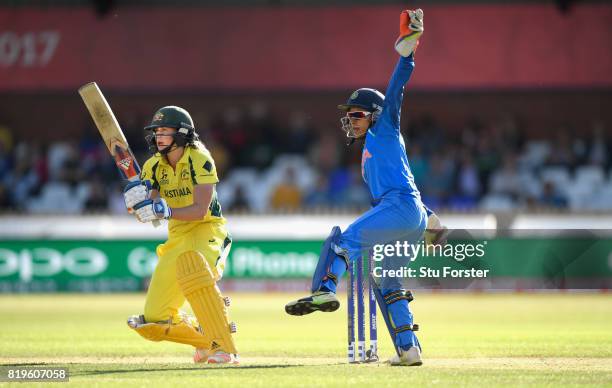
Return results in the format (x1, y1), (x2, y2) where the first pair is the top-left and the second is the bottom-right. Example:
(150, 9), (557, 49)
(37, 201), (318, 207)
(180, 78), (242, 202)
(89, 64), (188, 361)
(1, 362), (50, 366)
(0, 362), (345, 377)
(2, 362), (347, 376)
(76, 364), (310, 376)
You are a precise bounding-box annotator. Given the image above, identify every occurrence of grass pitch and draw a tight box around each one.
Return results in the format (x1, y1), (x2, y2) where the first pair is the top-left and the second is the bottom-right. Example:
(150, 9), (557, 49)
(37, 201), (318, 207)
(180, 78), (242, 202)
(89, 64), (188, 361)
(1, 292), (611, 387)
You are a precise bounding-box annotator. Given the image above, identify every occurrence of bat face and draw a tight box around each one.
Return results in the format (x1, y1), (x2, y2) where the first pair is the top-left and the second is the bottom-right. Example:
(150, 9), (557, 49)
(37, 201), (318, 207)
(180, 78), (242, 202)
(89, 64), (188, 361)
(111, 139), (141, 180)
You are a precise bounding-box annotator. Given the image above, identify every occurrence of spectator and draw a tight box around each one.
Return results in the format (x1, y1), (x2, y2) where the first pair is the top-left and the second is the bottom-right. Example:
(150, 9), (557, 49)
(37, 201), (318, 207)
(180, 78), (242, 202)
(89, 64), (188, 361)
(0, 183), (12, 210)
(5, 144), (39, 210)
(408, 144), (428, 189)
(341, 166), (370, 208)
(588, 121), (609, 167)
(0, 124), (14, 178)
(457, 151), (480, 199)
(489, 154), (524, 198)
(422, 154), (454, 204)
(269, 166), (303, 210)
(538, 181), (568, 208)
(305, 174), (331, 207)
(84, 175), (109, 212)
(284, 111), (312, 154)
(546, 129), (576, 168)
(108, 183), (128, 215)
(475, 130), (500, 185)
(228, 186), (252, 212)
(1, 111), (608, 213)
(328, 165), (351, 205)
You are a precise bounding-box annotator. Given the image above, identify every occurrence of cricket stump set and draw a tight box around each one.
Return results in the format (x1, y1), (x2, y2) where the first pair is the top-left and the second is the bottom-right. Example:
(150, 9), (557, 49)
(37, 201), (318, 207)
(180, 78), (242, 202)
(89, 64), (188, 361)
(347, 253), (379, 363)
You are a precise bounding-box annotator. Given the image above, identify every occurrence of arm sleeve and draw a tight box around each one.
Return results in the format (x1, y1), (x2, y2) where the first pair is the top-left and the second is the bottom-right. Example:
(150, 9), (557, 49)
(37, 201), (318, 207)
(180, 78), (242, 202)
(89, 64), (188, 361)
(375, 54), (415, 136)
(189, 153), (219, 185)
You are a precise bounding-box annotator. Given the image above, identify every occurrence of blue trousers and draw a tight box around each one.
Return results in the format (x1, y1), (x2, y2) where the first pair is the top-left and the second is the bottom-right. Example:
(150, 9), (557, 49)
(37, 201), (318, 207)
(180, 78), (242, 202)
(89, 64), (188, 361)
(318, 195), (427, 349)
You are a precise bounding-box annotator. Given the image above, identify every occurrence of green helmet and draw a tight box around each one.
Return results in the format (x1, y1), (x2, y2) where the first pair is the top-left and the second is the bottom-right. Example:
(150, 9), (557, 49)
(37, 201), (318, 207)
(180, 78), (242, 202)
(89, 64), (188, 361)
(144, 106), (196, 148)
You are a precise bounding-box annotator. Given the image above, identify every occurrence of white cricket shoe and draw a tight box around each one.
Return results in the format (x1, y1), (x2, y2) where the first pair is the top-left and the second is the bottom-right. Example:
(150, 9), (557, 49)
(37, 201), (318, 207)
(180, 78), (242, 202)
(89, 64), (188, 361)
(388, 346), (422, 366)
(200, 350), (239, 365)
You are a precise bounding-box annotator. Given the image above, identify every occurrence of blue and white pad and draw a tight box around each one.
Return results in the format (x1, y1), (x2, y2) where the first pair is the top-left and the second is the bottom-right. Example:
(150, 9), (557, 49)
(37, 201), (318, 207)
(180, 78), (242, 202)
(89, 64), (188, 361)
(370, 274), (420, 356)
(310, 226), (349, 293)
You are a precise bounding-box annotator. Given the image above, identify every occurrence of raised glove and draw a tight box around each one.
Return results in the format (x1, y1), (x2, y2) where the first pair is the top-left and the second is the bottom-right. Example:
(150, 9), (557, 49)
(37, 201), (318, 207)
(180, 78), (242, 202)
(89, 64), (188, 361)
(395, 9), (424, 57)
(133, 198), (172, 223)
(124, 180), (152, 214)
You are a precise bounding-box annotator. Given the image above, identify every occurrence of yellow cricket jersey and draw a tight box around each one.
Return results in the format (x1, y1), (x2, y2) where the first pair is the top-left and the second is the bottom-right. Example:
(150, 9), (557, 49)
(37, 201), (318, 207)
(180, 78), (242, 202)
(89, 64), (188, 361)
(140, 143), (225, 236)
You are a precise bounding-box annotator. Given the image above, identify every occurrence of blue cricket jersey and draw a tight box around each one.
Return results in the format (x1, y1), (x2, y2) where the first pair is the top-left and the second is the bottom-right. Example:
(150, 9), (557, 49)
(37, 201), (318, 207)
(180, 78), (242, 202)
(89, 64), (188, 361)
(361, 54), (422, 204)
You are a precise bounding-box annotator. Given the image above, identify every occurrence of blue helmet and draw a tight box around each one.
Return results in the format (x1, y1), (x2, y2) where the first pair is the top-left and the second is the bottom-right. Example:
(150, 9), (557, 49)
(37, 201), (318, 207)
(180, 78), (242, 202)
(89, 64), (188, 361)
(338, 88), (385, 115)
(338, 88), (385, 141)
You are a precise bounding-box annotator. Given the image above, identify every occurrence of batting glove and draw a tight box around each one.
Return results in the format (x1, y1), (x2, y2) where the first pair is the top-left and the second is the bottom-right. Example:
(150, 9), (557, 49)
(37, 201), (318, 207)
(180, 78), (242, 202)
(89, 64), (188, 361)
(395, 9), (424, 57)
(124, 180), (152, 214)
(133, 198), (172, 223)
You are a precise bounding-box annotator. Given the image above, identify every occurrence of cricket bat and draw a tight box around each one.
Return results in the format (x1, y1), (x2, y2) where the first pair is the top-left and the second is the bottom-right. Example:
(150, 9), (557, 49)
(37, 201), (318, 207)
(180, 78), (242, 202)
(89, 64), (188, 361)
(78, 82), (160, 227)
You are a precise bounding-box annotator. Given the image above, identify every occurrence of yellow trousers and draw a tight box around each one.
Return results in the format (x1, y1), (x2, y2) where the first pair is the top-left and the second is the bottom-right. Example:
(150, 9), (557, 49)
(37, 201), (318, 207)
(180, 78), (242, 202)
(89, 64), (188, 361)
(144, 221), (231, 323)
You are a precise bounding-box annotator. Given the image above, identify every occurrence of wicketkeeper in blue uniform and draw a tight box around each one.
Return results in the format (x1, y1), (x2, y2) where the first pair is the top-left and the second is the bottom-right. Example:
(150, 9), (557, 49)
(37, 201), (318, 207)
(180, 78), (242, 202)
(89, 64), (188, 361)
(285, 9), (446, 366)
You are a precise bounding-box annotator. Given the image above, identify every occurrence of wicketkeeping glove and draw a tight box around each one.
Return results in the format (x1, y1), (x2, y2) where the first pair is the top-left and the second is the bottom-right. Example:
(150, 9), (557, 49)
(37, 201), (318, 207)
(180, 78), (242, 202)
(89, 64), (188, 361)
(424, 212), (449, 247)
(124, 180), (152, 214)
(133, 198), (172, 223)
(394, 8), (424, 57)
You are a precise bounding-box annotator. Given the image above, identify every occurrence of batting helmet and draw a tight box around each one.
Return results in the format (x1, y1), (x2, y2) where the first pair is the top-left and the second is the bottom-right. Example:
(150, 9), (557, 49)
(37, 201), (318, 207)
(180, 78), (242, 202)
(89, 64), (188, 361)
(145, 106), (196, 147)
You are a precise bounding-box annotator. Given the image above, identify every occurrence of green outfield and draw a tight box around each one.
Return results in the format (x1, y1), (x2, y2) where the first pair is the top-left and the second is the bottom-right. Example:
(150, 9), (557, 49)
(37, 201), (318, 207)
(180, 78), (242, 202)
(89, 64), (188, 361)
(1, 292), (611, 387)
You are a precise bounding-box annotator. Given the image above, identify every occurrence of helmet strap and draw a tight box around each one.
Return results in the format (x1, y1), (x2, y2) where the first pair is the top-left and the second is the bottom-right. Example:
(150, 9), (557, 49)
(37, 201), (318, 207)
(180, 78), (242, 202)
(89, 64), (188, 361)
(158, 138), (178, 155)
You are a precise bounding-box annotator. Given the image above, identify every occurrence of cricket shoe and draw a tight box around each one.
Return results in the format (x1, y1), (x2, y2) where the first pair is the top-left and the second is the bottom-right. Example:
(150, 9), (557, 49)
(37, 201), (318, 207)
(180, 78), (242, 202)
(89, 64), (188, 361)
(285, 291), (340, 316)
(193, 348), (209, 363)
(206, 351), (239, 365)
(388, 346), (422, 366)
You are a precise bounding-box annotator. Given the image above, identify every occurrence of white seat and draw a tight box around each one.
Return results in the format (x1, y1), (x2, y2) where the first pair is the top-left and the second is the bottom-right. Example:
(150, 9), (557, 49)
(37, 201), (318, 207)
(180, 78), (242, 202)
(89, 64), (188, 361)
(591, 183), (612, 210)
(226, 168), (259, 188)
(575, 165), (605, 188)
(216, 181), (236, 209)
(75, 182), (91, 204)
(46, 142), (72, 181)
(27, 182), (83, 214)
(249, 181), (271, 212)
(565, 184), (595, 210)
(521, 141), (551, 168)
(517, 172), (542, 198)
(479, 194), (517, 211)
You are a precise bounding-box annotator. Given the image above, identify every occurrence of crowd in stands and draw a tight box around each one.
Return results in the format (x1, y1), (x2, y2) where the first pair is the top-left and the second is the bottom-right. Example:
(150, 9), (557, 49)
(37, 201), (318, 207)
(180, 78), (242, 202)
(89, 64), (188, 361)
(0, 105), (610, 214)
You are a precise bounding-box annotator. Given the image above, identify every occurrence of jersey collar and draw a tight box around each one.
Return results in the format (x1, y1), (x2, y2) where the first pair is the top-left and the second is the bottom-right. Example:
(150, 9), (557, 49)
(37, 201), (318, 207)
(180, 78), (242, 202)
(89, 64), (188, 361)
(158, 146), (193, 167)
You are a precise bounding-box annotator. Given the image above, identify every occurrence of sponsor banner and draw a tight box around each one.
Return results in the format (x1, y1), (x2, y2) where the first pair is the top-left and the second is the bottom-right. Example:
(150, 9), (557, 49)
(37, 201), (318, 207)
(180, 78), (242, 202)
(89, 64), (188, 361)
(0, 234), (611, 292)
(0, 5), (610, 91)
(0, 240), (320, 292)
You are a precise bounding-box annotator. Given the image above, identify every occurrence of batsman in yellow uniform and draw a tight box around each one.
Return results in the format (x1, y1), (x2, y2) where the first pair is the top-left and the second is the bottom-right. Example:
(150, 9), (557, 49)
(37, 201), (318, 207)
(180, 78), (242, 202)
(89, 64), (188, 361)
(123, 106), (237, 364)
